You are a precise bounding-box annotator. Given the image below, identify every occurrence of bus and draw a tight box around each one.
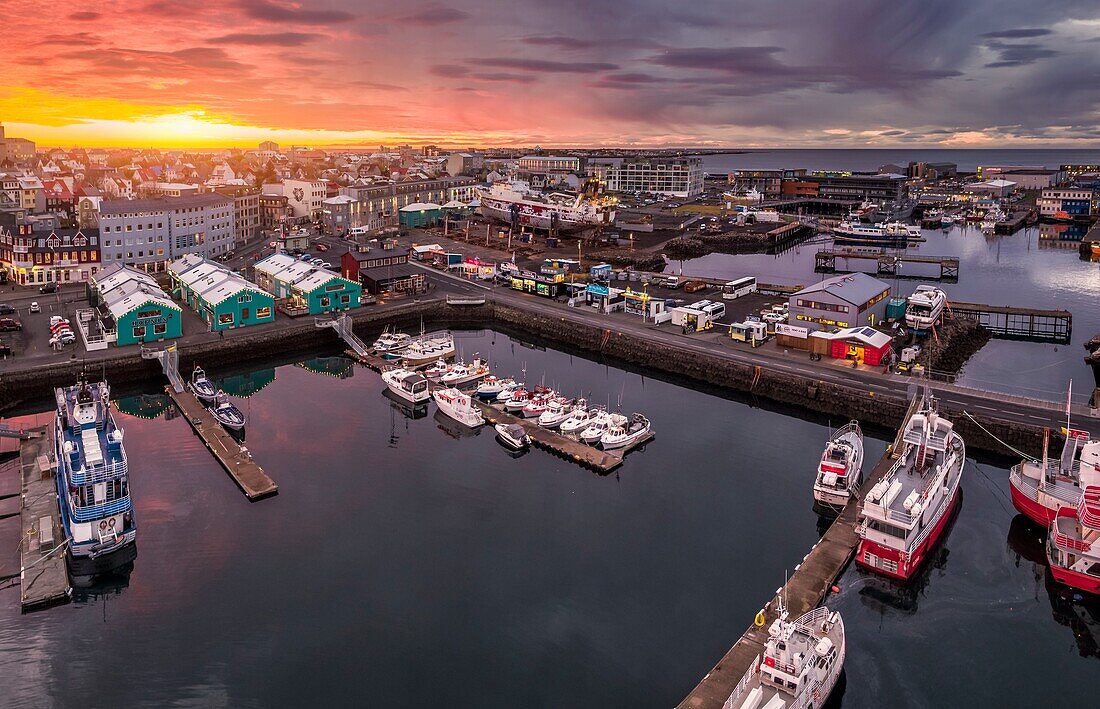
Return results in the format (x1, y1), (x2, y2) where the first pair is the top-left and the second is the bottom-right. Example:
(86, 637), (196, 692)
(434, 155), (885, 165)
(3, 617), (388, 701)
(722, 276), (757, 300)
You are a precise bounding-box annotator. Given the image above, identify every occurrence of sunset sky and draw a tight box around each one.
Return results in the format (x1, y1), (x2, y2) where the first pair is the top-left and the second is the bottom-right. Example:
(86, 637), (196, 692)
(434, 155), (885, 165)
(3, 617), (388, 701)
(4, 0), (1100, 148)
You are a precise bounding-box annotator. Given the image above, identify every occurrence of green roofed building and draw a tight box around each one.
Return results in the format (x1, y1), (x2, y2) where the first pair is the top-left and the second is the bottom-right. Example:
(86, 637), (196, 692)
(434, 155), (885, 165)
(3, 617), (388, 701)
(168, 253), (275, 331)
(253, 253), (362, 315)
(398, 202), (443, 228)
(88, 263), (183, 346)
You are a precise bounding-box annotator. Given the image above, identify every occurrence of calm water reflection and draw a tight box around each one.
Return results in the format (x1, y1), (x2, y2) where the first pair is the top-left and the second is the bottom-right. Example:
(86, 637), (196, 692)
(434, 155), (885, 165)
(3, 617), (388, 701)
(0, 331), (1095, 707)
(667, 225), (1100, 401)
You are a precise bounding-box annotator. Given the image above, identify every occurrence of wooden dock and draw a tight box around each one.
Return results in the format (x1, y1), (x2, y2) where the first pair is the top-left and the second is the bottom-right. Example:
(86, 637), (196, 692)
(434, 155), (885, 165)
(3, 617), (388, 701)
(676, 387), (928, 709)
(994, 210), (1031, 234)
(948, 300), (1071, 344)
(815, 248), (960, 280)
(166, 388), (278, 500)
(18, 425), (71, 612)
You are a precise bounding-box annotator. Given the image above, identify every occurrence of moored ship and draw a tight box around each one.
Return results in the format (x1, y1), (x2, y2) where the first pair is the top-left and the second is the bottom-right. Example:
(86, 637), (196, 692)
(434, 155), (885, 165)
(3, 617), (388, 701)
(722, 598), (846, 709)
(812, 421), (864, 514)
(833, 219), (922, 245)
(856, 392), (964, 581)
(478, 180), (616, 232)
(54, 378), (137, 570)
(1010, 430), (1099, 527)
(1046, 487), (1100, 595)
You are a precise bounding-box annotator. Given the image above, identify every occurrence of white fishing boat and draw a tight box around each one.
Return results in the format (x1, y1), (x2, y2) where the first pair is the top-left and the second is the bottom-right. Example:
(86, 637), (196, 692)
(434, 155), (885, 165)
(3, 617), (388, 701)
(522, 393), (555, 419)
(381, 367), (431, 404)
(432, 387), (485, 428)
(372, 327), (412, 355)
(722, 598), (846, 709)
(538, 397), (578, 428)
(580, 411), (626, 445)
(209, 391), (246, 431)
(599, 413), (651, 450)
(399, 331), (456, 368)
(503, 387), (532, 412)
(812, 421), (864, 513)
(189, 365), (218, 402)
(477, 376), (515, 400)
(495, 423), (529, 450)
(560, 406), (599, 435)
(423, 358), (453, 379)
(905, 284), (947, 333)
(440, 357), (490, 386)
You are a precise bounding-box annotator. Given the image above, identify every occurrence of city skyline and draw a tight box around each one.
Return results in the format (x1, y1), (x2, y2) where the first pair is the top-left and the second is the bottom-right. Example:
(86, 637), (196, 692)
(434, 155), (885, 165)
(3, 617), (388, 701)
(4, 0), (1100, 148)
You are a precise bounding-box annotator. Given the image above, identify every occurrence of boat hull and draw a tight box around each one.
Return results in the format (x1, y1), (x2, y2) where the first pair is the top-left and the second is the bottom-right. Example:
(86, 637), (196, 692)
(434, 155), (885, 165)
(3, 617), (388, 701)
(1048, 553), (1100, 595)
(1009, 479), (1059, 527)
(857, 485), (961, 581)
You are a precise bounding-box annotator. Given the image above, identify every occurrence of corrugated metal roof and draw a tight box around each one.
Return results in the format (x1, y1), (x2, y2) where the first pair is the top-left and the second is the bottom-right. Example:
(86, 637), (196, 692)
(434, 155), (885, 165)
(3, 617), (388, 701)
(793, 272), (888, 306)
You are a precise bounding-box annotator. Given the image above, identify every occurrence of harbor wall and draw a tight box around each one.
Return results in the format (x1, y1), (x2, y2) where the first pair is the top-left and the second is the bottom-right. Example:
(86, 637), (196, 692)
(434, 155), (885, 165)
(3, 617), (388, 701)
(0, 298), (1043, 455)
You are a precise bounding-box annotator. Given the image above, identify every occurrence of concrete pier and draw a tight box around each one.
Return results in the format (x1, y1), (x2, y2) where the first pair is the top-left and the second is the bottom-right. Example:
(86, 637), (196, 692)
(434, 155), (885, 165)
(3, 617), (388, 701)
(166, 388), (278, 500)
(17, 425), (71, 612)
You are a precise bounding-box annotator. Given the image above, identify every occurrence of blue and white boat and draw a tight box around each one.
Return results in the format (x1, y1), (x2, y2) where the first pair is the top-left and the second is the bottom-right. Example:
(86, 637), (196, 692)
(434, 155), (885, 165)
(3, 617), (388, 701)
(54, 378), (137, 565)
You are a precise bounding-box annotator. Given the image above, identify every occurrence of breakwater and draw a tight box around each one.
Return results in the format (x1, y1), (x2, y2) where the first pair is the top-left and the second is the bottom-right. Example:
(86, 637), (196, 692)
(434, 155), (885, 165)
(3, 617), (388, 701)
(0, 297), (1053, 456)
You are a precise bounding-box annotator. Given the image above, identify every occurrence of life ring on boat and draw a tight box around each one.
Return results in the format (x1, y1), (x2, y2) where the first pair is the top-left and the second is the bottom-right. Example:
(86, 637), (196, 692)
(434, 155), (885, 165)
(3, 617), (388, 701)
(754, 611), (766, 627)
(99, 521), (107, 530)
(813, 688), (821, 701)
(108, 518), (116, 528)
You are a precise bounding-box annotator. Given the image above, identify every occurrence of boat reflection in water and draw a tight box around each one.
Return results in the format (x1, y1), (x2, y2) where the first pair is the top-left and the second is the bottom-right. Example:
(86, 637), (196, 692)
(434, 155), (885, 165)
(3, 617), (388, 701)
(856, 489), (962, 615)
(434, 408), (483, 440)
(381, 388), (428, 420)
(1006, 514), (1100, 660)
(70, 540), (137, 590)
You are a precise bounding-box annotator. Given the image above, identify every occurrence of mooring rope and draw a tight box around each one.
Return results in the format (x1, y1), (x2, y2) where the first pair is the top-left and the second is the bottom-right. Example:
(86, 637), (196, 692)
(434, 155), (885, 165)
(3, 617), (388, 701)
(962, 410), (1038, 463)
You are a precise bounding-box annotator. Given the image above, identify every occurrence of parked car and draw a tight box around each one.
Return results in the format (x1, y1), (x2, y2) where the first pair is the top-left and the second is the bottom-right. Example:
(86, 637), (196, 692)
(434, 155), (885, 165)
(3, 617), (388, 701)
(29, 301), (40, 313)
(39, 282), (59, 294)
(298, 253), (312, 261)
(683, 280), (708, 293)
(0, 317), (22, 331)
(0, 342), (11, 357)
(0, 304), (16, 315)
(315, 243), (329, 252)
(321, 262), (332, 270)
(310, 258), (324, 266)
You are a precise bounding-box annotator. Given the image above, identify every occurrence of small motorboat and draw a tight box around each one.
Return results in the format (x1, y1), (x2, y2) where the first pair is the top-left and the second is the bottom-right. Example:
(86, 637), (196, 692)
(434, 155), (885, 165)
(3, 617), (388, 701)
(381, 367), (431, 404)
(208, 391), (246, 431)
(494, 381), (524, 403)
(422, 359), (452, 379)
(522, 394), (554, 419)
(580, 411), (625, 445)
(560, 406), (599, 435)
(440, 357), (490, 386)
(189, 366), (218, 402)
(372, 327), (412, 355)
(600, 413), (651, 450)
(433, 387), (484, 428)
(503, 388), (532, 413)
(477, 376), (515, 400)
(495, 423), (529, 450)
(538, 397), (576, 428)
(812, 421), (864, 514)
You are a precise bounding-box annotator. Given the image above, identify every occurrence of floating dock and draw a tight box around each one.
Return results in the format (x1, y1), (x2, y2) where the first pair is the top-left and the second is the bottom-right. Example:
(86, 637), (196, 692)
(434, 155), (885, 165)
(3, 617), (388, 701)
(166, 387), (278, 500)
(994, 210), (1032, 234)
(948, 301), (1071, 344)
(815, 248), (960, 280)
(678, 396), (920, 708)
(17, 425), (71, 612)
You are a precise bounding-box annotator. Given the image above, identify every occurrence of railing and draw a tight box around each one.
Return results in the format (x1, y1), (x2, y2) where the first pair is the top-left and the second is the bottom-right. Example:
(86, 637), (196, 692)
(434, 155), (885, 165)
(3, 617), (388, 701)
(69, 459), (127, 486)
(1052, 526), (1092, 553)
(722, 654), (761, 709)
(71, 495), (131, 522)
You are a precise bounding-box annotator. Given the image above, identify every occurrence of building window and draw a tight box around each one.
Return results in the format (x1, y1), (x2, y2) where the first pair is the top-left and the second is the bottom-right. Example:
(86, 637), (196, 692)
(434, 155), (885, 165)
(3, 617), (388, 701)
(256, 306), (272, 319)
(133, 324), (146, 339)
(237, 294), (252, 303)
(153, 322), (167, 335)
(218, 312), (234, 325)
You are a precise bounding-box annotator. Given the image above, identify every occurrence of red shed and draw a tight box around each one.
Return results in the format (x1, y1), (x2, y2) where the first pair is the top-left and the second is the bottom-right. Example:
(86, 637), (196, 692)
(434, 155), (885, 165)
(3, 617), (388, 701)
(827, 326), (893, 366)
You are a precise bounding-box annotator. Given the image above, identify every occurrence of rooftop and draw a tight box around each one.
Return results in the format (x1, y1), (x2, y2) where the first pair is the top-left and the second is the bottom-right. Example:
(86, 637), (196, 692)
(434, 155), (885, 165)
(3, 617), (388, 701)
(794, 272), (889, 306)
(100, 192), (232, 215)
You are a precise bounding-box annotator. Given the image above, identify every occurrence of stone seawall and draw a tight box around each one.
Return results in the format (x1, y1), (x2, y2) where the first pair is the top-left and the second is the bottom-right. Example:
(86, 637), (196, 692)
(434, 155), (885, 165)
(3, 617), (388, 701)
(0, 298), (1042, 456)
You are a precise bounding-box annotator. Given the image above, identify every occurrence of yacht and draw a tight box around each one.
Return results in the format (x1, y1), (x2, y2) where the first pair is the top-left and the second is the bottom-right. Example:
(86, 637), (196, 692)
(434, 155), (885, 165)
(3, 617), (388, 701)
(1046, 487), (1100, 594)
(54, 378), (137, 564)
(538, 397), (577, 428)
(495, 423), (530, 450)
(432, 387), (485, 428)
(440, 357), (490, 386)
(189, 366), (217, 402)
(423, 359), (453, 379)
(372, 328), (413, 356)
(812, 421), (865, 513)
(722, 599), (846, 709)
(399, 332), (456, 368)
(381, 367), (431, 404)
(477, 376), (515, 400)
(521, 393), (556, 419)
(905, 284), (948, 333)
(599, 413), (651, 450)
(856, 392), (964, 580)
(560, 406), (599, 435)
(580, 411), (626, 445)
(209, 391), (246, 431)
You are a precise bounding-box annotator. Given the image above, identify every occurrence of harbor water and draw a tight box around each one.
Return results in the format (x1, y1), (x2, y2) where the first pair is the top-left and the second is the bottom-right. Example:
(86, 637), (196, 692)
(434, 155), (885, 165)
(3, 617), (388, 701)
(665, 224), (1100, 402)
(0, 332), (1096, 707)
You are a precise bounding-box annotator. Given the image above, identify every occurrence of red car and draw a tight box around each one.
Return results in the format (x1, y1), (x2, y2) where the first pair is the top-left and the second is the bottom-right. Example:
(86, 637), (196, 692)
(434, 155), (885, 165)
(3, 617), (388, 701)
(315, 243), (329, 252)
(0, 317), (22, 331)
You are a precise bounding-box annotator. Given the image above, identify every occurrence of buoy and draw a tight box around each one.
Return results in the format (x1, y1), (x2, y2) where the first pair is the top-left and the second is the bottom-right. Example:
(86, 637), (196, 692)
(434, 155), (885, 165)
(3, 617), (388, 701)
(831, 585), (841, 594)
(754, 611), (766, 627)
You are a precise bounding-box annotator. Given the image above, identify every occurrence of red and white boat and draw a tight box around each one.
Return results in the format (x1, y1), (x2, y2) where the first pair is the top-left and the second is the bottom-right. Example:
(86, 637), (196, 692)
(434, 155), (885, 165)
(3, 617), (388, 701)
(478, 180), (616, 232)
(812, 421), (864, 514)
(856, 393), (964, 581)
(1046, 487), (1100, 595)
(1010, 431), (1099, 527)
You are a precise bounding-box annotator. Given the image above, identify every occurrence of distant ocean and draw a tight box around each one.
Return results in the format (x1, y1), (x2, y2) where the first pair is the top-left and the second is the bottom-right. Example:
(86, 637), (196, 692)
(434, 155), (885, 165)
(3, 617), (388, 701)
(699, 148), (1100, 174)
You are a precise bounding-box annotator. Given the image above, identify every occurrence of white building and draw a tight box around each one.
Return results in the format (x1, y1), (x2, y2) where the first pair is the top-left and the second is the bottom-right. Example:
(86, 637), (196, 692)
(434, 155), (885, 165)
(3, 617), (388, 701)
(592, 157), (703, 198)
(1037, 187), (1095, 218)
(269, 179), (327, 220)
(98, 193), (236, 272)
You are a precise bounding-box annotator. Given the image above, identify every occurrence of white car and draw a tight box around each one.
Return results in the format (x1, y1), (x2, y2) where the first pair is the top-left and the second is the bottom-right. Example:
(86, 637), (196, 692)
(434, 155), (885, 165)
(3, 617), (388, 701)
(321, 262), (332, 270)
(29, 301), (40, 313)
(311, 258), (324, 266)
(762, 312), (786, 324)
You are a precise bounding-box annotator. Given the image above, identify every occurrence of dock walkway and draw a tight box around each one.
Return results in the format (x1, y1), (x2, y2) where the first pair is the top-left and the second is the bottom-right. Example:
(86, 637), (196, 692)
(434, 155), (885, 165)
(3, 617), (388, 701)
(948, 300), (1071, 344)
(677, 394), (922, 708)
(815, 248), (960, 280)
(166, 388), (278, 500)
(18, 426), (71, 612)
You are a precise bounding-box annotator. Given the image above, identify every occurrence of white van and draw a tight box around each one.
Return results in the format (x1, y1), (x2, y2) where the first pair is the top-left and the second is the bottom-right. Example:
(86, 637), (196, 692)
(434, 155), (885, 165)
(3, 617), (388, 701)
(349, 226), (370, 237)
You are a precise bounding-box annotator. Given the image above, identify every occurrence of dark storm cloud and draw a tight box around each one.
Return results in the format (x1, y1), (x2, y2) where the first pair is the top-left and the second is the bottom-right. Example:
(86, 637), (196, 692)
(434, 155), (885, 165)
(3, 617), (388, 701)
(980, 28), (1052, 39)
(209, 32), (322, 46)
(467, 58), (619, 73)
(236, 0), (356, 24)
(983, 40), (1060, 67)
(650, 47), (794, 75)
